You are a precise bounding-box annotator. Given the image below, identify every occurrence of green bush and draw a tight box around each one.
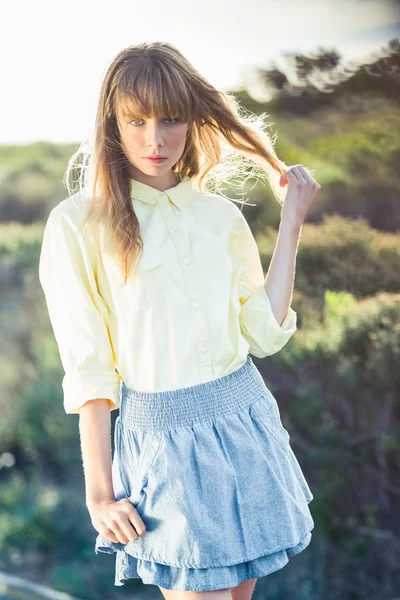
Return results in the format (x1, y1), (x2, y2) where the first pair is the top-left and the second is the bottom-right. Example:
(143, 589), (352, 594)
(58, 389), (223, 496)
(257, 215), (400, 326)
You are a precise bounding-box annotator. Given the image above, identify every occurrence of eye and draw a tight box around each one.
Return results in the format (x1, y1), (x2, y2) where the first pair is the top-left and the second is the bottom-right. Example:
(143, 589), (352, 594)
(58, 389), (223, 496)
(128, 117), (179, 126)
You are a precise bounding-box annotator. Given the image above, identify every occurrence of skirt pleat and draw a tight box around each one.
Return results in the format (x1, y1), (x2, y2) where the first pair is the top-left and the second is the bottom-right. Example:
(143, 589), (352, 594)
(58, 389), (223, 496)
(94, 355), (315, 591)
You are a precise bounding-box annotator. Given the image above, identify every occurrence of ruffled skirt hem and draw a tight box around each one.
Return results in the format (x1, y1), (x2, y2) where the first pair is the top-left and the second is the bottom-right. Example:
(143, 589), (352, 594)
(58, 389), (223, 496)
(96, 526), (313, 590)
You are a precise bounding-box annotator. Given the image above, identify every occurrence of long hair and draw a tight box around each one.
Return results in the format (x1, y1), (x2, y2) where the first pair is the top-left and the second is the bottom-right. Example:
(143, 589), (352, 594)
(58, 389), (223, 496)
(65, 41), (297, 284)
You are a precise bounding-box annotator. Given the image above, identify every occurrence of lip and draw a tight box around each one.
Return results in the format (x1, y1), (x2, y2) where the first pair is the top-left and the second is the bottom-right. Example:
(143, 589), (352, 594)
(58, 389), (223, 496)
(144, 156), (167, 162)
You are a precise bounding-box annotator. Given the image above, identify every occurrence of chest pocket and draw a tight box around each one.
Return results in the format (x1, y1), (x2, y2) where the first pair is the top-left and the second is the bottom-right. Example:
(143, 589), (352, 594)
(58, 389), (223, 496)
(127, 249), (168, 310)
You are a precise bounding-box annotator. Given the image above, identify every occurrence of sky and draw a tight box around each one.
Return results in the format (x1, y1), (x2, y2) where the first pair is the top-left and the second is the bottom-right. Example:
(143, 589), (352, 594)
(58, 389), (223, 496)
(1, 0), (399, 145)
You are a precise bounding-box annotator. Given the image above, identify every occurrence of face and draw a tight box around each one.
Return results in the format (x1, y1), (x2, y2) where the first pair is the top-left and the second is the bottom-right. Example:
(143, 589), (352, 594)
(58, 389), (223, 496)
(117, 111), (190, 190)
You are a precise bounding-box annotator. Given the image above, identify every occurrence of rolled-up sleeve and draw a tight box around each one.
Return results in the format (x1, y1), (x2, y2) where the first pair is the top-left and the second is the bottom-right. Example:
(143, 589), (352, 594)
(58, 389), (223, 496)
(232, 208), (297, 358)
(38, 206), (121, 414)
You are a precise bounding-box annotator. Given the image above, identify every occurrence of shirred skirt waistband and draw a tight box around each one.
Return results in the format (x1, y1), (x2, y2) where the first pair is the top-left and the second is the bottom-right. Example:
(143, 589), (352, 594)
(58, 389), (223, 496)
(119, 355), (267, 431)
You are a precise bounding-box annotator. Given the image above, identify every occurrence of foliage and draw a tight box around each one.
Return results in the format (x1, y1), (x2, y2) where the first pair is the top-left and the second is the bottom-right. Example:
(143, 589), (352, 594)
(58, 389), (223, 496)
(1, 38), (399, 600)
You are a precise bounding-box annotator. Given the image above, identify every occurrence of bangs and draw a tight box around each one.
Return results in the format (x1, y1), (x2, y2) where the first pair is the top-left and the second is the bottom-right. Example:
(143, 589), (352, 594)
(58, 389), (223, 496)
(115, 59), (197, 124)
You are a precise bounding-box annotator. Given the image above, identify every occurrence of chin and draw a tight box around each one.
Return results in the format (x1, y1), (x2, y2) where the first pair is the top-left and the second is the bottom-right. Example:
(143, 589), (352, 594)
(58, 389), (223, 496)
(144, 164), (169, 170)
(140, 163), (170, 174)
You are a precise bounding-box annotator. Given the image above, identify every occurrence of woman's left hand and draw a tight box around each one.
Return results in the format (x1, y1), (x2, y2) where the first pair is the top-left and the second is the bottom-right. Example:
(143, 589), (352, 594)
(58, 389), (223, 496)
(279, 164), (321, 226)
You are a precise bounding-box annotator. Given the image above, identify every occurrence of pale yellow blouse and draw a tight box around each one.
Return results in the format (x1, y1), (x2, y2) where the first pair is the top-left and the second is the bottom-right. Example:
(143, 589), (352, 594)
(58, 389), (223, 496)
(38, 175), (297, 414)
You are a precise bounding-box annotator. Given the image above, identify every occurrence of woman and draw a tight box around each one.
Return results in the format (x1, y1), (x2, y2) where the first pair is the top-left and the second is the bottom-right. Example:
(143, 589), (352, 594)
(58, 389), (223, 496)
(39, 41), (320, 599)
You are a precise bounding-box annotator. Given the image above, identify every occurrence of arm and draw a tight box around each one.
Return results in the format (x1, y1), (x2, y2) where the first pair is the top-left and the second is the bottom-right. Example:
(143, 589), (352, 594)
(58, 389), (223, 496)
(39, 204), (146, 542)
(38, 205), (121, 415)
(264, 219), (302, 327)
(38, 205), (121, 505)
(79, 398), (116, 508)
(266, 162), (320, 324)
(232, 208), (298, 358)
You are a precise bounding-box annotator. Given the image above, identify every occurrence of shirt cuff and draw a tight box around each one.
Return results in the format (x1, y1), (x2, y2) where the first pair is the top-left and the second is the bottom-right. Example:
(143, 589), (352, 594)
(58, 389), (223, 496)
(239, 284), (297, 357)
(62, 371), (122, 415)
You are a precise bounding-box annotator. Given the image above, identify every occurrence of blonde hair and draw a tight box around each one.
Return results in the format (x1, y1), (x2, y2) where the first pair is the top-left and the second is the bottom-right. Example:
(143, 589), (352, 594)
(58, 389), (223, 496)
(66, 41), (295, 284)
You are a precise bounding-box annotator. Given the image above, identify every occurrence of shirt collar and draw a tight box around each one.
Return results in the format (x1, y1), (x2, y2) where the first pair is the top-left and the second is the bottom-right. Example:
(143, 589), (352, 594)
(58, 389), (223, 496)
(130, 175), (195, 211)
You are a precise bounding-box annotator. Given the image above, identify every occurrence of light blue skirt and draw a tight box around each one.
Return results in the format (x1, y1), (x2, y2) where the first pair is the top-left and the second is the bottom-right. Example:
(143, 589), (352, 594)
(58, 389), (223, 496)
(95, 355), (315, 591)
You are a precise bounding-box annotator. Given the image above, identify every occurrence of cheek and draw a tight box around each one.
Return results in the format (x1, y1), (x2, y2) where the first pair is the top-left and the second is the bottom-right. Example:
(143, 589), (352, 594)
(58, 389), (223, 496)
(122, 131), (142, 151)
(171, 125), (189, 148)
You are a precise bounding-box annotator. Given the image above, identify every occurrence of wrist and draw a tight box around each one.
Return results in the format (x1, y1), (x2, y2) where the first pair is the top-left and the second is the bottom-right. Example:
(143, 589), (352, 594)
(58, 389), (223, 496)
(279, 214), (303, 235)
(86, 494), (116, 510)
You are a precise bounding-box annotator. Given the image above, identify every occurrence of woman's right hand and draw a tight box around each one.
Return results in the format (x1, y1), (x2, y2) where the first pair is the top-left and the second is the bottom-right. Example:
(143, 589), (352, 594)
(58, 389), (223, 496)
(88, 496), (147, 544)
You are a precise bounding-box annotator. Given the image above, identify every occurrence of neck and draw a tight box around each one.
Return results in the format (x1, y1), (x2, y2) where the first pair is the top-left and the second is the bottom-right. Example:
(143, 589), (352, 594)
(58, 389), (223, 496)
(129, 168), (179, 192)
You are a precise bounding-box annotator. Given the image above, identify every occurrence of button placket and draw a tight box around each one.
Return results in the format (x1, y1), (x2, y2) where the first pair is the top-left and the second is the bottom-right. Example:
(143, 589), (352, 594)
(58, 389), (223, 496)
(156, 196), (213, 381)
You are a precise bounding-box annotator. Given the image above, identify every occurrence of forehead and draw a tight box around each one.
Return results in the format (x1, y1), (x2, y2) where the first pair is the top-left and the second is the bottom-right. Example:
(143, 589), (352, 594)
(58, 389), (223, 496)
(114, 66), (195, 123)
(116, 94), (193, 124)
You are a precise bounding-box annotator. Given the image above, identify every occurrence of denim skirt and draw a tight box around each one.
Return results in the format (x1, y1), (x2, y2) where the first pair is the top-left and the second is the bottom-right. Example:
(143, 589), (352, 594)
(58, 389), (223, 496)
(94, 355), (315, 591)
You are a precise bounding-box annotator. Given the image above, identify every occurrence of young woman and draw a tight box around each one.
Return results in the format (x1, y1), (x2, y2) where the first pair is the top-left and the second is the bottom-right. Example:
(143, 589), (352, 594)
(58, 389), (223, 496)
(39, 41), (320, 599)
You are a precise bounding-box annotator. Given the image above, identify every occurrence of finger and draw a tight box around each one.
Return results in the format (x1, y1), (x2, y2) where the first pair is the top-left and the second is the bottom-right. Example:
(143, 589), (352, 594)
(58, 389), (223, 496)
(297, 165), (317, 185)
(299, 167), (321, 198)
(291, 166), (308, 183)
(282, 167), (301, 185)
(280, 168), (295, 186)
(114, 497), (145, 538)
(280, 165), (306, 186)
(279, 172), (288, 187)
(118, 513), (142, 542)
(111, 519), (133, 544)
(113, 500), (147, 541)
(122, 504), (148, 540)
(102, 527), (120, 544)
(128, 506), (147, 537)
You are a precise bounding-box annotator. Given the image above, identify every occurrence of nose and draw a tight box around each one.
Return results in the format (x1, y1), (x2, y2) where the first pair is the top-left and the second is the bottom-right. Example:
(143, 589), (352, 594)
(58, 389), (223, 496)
(145, 120), (164, 147)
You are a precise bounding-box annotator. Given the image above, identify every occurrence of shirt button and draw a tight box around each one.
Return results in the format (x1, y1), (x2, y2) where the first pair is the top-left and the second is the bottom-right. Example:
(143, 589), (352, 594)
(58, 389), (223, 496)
(161, 193), (168, 199)
(192, 301), (201, 309)
(183, 257), (191, 265)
